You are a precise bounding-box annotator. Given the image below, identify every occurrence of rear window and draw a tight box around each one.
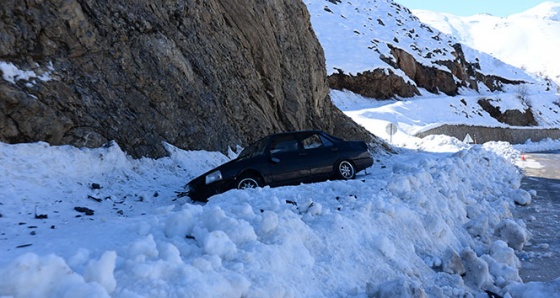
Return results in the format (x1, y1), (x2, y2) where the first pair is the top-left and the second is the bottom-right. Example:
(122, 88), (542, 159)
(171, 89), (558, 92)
(302, 133), (333, 149)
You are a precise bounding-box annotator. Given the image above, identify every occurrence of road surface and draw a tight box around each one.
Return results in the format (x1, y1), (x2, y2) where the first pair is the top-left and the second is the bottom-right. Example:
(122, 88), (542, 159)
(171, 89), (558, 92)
(517, 151), (560, 282)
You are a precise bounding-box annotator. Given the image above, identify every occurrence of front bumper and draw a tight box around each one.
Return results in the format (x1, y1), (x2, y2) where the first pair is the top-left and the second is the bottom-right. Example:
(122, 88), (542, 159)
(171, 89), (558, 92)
(186, 178), (234, 202)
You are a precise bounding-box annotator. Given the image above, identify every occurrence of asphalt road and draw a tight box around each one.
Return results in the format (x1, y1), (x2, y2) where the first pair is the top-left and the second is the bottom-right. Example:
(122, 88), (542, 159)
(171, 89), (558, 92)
(517, 151), (560, 282)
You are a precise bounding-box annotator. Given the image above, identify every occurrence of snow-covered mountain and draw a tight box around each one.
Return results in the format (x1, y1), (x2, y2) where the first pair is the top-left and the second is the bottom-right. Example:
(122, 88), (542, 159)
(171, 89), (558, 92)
(412, 1), (560, 85)
(304, 0), (553, 97)
(304, 0), (560, 135)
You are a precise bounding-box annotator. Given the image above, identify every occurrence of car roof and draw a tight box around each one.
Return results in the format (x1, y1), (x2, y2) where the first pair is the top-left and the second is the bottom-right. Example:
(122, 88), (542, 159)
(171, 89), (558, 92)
(268, 130), (324, 137)
(246, 130), (334, 147)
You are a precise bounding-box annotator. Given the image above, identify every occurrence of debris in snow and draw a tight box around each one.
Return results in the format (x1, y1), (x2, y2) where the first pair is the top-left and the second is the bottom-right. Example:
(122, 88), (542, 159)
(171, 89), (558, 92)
(74, 207), (95, 216)
(90, 183), (102, 190)
(87, 195), (102, 203)
(15, 244), (33, 249)
(34, 206), (48, 219)
(285, 200), (297, 206)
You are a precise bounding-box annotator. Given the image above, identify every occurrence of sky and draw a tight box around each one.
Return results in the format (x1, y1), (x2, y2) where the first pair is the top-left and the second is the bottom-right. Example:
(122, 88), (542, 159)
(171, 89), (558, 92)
(394, 0), (558, 17)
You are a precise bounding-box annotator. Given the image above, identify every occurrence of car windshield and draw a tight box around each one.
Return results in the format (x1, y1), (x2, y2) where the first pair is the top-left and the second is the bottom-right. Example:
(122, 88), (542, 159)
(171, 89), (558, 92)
(237, 137), (269, 160)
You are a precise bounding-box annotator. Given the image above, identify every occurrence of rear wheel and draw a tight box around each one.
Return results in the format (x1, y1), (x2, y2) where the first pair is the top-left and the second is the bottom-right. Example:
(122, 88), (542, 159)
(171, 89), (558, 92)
(336, 160), (356, 180)
(237, 175), (262, 189)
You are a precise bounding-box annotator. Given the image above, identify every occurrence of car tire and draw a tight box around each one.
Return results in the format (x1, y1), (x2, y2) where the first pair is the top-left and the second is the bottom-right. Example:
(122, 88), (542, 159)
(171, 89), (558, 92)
(237, 175), (262, 189)
(336, 160), (356, 180)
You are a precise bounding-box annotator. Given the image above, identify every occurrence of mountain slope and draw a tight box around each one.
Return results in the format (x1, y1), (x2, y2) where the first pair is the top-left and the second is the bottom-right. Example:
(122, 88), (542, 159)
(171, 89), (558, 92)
(304, 0), (549, 99)
(412, 1), (560, 85)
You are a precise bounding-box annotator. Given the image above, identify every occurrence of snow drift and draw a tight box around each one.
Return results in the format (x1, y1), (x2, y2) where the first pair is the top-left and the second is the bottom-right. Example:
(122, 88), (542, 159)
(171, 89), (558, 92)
(1, 138), (558, 297)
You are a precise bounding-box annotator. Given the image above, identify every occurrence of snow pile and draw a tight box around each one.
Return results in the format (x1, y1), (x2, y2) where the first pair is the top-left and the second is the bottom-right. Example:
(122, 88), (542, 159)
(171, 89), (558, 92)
(1, 138), (559, 297)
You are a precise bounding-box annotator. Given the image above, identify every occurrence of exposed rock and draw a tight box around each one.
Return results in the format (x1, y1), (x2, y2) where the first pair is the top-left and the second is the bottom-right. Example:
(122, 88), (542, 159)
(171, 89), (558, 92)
(436, 43), (479, 91)
(327, 42), (525, 99)
(474, 73), (525, 92)
(328, 68), (419, 99)
(390, 45), (458, 96)
(478, 98), (537, 126)
(0, 0), (378, 158)
(74, 206), (94, 216)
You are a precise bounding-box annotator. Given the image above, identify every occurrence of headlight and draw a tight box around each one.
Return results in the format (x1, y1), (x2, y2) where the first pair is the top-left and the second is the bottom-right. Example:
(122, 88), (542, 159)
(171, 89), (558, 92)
(205, 170), (223, 185)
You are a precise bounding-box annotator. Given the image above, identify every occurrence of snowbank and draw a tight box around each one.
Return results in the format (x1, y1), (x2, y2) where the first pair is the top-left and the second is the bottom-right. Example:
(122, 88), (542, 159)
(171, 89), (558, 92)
(1, 139), (558, 297)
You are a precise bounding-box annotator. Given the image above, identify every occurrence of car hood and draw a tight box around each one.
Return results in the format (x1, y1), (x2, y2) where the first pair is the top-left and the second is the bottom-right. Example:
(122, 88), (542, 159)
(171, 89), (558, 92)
(187, 158), (238, 184)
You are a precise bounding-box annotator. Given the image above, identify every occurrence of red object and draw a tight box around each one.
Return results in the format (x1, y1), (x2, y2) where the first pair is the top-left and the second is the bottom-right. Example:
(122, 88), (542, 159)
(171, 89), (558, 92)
(521, 153), (526, 161)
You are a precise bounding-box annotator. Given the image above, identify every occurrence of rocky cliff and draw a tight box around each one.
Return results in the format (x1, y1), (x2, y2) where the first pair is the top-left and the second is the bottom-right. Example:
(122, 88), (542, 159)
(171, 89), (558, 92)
(0, 0), (378, 158)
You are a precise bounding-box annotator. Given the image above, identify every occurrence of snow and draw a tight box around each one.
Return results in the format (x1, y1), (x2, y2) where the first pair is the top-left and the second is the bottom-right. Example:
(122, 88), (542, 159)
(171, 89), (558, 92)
(0, 61), (54, 85)
(304, 0), (538, 84)
(2, 128), (560, 297)
(331, 88), (560, 146)
(2, 1), (560, 297)
(305, 0), (560, 138)
(411, 1), (560, 85)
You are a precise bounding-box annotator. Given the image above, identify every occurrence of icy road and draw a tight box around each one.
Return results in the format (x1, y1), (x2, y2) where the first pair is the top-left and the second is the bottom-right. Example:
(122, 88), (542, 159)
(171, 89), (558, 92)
(518, 150), (560, 282)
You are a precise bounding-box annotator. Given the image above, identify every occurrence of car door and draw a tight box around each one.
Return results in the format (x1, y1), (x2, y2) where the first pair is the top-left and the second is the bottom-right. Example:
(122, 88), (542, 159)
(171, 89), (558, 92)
(300, 132), (340, 180)
(267, 134), (310, 185)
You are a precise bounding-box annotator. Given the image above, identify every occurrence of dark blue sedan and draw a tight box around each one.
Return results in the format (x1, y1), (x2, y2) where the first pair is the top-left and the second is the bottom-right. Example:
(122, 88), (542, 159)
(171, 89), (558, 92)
(185, 130), (373, 201)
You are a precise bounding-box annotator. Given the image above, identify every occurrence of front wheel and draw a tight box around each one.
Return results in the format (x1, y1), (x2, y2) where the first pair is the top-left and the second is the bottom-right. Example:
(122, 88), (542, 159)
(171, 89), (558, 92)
(237, 175), (262, 189)
(336, 160), (356, 180)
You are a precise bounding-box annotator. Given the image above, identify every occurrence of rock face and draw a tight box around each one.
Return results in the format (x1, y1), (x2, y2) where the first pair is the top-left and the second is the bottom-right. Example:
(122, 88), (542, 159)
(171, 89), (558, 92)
(0, 0), (376, 158)
(329, 43), (523, 99)
(477, 99), (537, 126)
(328, 68), (419, 100)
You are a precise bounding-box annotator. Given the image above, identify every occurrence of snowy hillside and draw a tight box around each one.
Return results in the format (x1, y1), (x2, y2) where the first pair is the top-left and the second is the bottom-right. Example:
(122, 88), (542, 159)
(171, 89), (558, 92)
(304, 0), (560, 134)
(412, 1), (560, 85)
(304, 0), (537, 84)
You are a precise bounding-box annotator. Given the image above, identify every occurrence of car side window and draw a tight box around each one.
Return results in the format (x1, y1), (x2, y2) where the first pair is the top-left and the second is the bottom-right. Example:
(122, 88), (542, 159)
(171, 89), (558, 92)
(302, 133), (324, 149)
(270, 135), (299, 154)
(319, 134), (334, 147)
